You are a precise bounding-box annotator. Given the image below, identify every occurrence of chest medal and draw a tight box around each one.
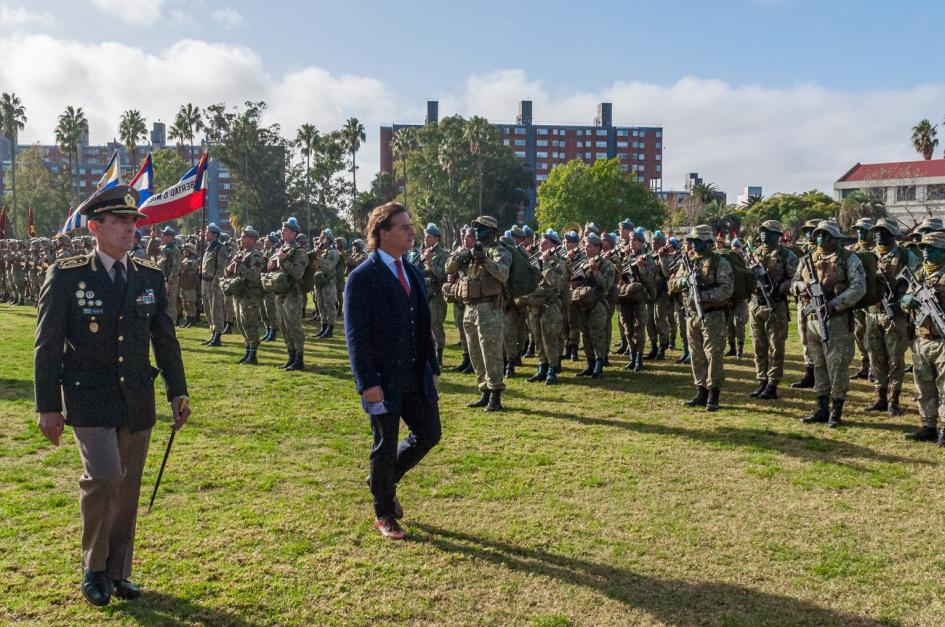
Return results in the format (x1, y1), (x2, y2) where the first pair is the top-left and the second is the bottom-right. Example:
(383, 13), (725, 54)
(89, 322), (99, 333)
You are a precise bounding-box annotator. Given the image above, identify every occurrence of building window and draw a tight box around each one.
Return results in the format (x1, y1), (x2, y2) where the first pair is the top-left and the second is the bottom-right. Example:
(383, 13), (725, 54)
(584, 152), (592, 159)
(558, 129), (567, 135)
(656, 143), (662, 149)
(928, 184), (945, 200)
(595, 141), (607, 148)
(503, 127), (510, 134)
(514, 139), (526, 146)
(536, 174), (548, 181)
(617, 141), (628, 148)
(537, 151), (548, 158)
(617, 129), (628, 137)
(596, 152), (608, 159)
(80, 180), (87, 187)
(897, 185), (917, 202)
(537, 128), (548, 135)
(619, 153), (627, 160)
(638, 165), (645, 171)
(632, 130), (639, 137)
(537, 163), (548, 170)
(515, 127), (526, 135)
(537, 140), (548, 147)
(515, 151), (526, 158)
(620, 164), (629, 171)
(503, 139), (510, 146)
(656, 154), (662, 160)
(596, 129), (608, 136)
(656, 131), (662, 138)
(868, 186), (886, 202)
(656, 165), (662, 172)
(639, 130), (646, 137)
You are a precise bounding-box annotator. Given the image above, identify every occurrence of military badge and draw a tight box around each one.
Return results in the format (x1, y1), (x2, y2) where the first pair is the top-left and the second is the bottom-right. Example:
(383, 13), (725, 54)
(89, 322), (99, 333)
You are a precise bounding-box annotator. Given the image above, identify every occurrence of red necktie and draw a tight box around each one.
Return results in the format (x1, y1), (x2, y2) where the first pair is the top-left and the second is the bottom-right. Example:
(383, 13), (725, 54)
(394, 258), (411, 296)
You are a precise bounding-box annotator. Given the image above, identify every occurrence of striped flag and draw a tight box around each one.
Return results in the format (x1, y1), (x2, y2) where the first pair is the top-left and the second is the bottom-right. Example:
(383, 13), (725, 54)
(130, 152), (154, 204)
(58, 205), (85, 235)
(97, 150), (121, 190)
(137, 152), (209, 226)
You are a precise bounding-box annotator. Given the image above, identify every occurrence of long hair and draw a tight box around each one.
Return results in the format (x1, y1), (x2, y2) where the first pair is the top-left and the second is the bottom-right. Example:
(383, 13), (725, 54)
(365, 202), (408, 251)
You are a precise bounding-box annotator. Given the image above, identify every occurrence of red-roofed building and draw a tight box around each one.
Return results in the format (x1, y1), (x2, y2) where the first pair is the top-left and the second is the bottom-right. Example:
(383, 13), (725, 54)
(834, 160), (945, 224)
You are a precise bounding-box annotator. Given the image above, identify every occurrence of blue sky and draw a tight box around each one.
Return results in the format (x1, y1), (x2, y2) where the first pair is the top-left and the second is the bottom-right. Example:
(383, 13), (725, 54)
(5, 0), (945, 197)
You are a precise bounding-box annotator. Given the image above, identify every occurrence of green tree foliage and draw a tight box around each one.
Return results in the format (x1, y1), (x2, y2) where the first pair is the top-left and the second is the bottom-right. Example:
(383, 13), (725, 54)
(536, 158), (665, 233)
(737, 190), (839, 236)
(285, 128), (348, 235)
(1, 92), (27, 224)
(118, 109), (147, 171)
(401, 115), (532, 245)
(341, 117), (365, 201)
(9, 146), (69, 237)
(351, 171), (396, 233)
(912, 119), (938, 160)
(54, 105), (88, 205)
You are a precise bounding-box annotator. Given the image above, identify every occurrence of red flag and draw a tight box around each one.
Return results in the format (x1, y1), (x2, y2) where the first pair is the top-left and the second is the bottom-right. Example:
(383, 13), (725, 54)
(28, 206), (35, 237)
(0, 208), (6, 239)
(137, 153), (209, 226)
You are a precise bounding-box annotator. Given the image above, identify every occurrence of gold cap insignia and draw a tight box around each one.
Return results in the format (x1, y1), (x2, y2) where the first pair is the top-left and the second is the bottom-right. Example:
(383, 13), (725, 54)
(124, 193), (137, 208)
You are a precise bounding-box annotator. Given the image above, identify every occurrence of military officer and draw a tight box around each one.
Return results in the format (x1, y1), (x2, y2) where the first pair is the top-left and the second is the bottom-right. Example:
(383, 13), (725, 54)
(200, 223), (227, 346)
(794, 220), (867, 427)
(669, 224), (734, 411)
(34, 185), (190, 607)
(791, 219), (821, 389)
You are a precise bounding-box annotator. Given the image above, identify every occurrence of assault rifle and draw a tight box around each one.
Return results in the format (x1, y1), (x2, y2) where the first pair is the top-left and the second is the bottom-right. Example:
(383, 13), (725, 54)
(746, 245), (774, 309)
(802, 254), (830, 347)
(679, 253), (705, 321)
(879, 272), (899, 323)
(898, 265), (945, 337)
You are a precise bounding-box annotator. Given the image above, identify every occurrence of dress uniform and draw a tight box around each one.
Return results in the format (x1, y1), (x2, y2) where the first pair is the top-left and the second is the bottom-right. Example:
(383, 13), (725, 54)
(33, 185), (189, 606)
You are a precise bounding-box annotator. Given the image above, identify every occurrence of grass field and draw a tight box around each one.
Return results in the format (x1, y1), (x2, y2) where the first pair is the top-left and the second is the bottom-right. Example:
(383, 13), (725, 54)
(2, 302), (945, 626)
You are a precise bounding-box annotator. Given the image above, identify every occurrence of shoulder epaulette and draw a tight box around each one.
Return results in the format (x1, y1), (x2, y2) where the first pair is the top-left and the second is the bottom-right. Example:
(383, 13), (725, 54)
(56, 256), (90, 270)
(132, 256), (162, 271)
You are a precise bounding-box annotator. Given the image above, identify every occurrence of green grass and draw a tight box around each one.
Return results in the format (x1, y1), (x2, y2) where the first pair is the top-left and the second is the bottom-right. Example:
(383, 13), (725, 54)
(0, 302), (943, 625)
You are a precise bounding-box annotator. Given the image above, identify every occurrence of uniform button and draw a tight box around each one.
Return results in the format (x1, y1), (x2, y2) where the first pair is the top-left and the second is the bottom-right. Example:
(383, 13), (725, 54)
(75, 382), (80, 386)
(120, 376), (125, 383)
(118, 315), (123, 320)
(118, 356), (124, 363)
(118, 335), (124, 342)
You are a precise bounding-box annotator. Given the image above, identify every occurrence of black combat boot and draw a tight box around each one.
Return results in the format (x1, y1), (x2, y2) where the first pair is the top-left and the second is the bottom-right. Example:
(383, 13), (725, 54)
(864, 388), (887, 412)
(791, 364), (815, 389)
(528, 363), (549, 383)
(736, 340), (744, 358)
(285, 353), (305, 371)
(200, 332), (215, 345)
(243, 347), (258, 365)
(460, 358), (475, 374)
(545, 365), (557, 385)
(684, 386), (709, 407)
(278, 352), (296, 369)
(504, 360), (515, 378)
(576, 359), (594, 377)
(569, 345), (580, 361)
(236, 348), (250, 364)
(854, 356), (870, 379)
(827, 398), (844, 428)
(749, 379), (768, 398)
(261, 327), (271, 341)
(905, 426), (939, 442)
(206, 332), (222, 347)
(633, 352), (644, 372)
(725, 339), (737, 356)
(802, 396), (830, 423)
(758, 382), (779, 400)
(591, 359), (604, 379)
(645, 343), (659, 360)
(222, 321), (233, 334)
(321, 325), (333, 339)
(888, 389), (901, 416)
(676, 346), (690, 364)
(706, 387), (721, 412)
(453, 353), (471, 372)
(624, 351), (637, 370)
(655, 343), (667, 360)
(614, 338), (628, 355)
(315, 324), (328, 338)
(467, 391), (490, 408)
(484, 390), (503, 412)
(523, 340), (535, 358)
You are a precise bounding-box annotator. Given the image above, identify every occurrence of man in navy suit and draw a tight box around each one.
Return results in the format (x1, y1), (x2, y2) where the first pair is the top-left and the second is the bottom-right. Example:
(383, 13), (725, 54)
(344, 202), (441, 540)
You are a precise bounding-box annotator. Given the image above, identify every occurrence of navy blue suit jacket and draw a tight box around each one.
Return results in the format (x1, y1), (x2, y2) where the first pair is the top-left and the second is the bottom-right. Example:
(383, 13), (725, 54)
(344, 251), (440, 415)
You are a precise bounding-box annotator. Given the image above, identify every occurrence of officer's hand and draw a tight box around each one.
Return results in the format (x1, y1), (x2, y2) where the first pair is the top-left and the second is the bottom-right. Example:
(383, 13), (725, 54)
(171, 396), (191, 431)
(38, 412), (65, 445)
(472, 249), (486, 262)
(363, 385), (384, 403)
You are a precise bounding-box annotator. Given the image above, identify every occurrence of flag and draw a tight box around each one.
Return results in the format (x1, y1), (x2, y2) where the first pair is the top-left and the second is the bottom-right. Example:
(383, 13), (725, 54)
(58, 205), (85, 235)
(137, 152), (209, 226)
(28, 206), (35, 237)
(97, 149), (122, 191)
(130, 153), (154, 204)
(0, 208), (6, 239)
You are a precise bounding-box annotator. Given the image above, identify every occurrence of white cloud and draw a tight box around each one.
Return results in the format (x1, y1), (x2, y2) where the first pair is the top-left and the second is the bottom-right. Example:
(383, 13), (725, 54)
(0, 5), (55, 27)
(90, 0), (166, 25)
(211, 7), (245, 29)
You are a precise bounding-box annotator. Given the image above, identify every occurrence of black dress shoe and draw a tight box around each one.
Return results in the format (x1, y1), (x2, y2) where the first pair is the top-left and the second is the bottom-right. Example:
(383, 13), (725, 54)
(112, 579), (142, 600)
(81, 569), (111, 606)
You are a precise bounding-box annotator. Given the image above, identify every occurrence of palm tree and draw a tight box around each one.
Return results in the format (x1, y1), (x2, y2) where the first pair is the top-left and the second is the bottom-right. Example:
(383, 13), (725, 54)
(341, 117), (366, 198)
(742, 194), (763, 209)
(174, 103), (204, 165)
(294, 123), (319, 233)
(1, 93), (27, 221)
(118, 109), (147, 172)
(167, 118), (188, 157)
(691, 181), (719, 205)
(912, 119), (938, 160)
(390, 127), (418, 210)
(54, 105), (88, 204)
(463, 116), (493, 214)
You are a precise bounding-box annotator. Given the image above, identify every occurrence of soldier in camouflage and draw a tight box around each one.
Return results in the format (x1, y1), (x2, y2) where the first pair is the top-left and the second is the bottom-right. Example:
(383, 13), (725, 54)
(850, 217), (875, 379)
(571, 232), (616, 379)
(156, 227), (182, 325)
(226, 226), (266, 365)
(418, 224), (448, 363)
(269, 217), (310, 371)
(200, 223), (227, 346)
(520, 229), (567, 385)
(179, 243), (198, 327)
(791, 219), (821, 389)
(315, 228), (339, 339)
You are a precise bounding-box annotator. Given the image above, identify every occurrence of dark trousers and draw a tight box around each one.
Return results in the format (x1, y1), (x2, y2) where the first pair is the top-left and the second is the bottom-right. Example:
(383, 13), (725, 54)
(369, 374), (441, 518)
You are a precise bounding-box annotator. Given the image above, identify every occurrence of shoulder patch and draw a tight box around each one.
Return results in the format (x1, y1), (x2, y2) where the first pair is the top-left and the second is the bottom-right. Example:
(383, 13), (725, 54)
(132, 256), (162, 272)
(56, 256), (90, 270)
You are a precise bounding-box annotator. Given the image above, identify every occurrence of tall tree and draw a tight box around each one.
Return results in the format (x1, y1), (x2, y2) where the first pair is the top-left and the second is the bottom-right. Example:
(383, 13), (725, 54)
(341, 117), (366, 204)
(912, 119), (938, 160)
(1, 93), (27, 223)
(390, 127), (418, 210)
(174, 103), (204, 166)
(118, 109), (147, 172)
(294, 123), (319, 233)
(463, 116), (494, 214)
(54, 105), (88, 205)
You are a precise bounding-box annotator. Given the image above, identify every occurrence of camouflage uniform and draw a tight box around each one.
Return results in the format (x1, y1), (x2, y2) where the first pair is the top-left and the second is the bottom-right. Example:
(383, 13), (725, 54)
(617, 249), (657, 371)
(649, 243), (675, 356)
(315, 235), (339, 333)
(228, 242), (265, 351)
(201, 227), (228, 336)
(420, 240), (448, 359)
(850, 218), (875, 378)
(572, 244), (616, 374)
(158, 238), (182, 324)
(562, 238), (585, 358)
(520, 237), (567, 383)
(221, 235), (238, 327)
(791, 224), (819, 388)
(179, 246), (199, 321)
(272, 238), (309, 363)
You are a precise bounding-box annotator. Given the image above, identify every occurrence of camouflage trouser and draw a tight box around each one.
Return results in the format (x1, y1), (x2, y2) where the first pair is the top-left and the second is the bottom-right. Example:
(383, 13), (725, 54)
(317, 281), (338, 322)
(429, 295), (447, 355)
(453, 302), (468, 352)
(575, 301), (609, 361)
(749, 299), (790, 384)
(797, 298), (811, 366)
(181, 288), (197, 318)
(201, 277), (224, 332)
(853, 309), (868, 359)
(687, 309), (727, 388)
(164, 278), (180, 323)
(912, 337), (945, 429)
(263, 292), (279, 328)
(674, 296), (687, 349)
(533, 302), (563, 365)
(618, 301), (648, 353)
(727, 300), (748, 343)
(236, 292), (263, 348)
(567, 301), (581, 347)
(865, 312), (910, 393)
(224, 292), (236, 322)
(337, 279), (345, 315)
(806, 313), (855, 400)
(464, 300), (505, 392)
(647, 294), (672, 346)
(503, 304), (526, 361)
(29, 272), (41, 302)
(604, 302), (615, 356)
(277, 292), (306, 355)
(12, 276), (26, 303)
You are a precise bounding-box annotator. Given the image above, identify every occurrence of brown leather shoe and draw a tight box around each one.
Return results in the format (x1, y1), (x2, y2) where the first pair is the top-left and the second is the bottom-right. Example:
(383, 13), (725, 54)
(373, 516), (407, 540)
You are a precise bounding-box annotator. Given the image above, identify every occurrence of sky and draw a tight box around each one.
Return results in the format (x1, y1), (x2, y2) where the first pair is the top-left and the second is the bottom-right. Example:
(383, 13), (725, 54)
(3, 0), (945, 199)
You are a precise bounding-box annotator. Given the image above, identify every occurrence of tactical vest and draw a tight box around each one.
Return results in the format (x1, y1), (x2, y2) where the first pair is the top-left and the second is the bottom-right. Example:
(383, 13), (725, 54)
(915, 268), (945, 339)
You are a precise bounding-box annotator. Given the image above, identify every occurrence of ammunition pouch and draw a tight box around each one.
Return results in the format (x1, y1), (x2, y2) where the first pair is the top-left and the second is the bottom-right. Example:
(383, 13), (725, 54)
(455, 275), (503, 304)
(570, 285), (598, 311)
(220, 276), (247, 297)
(261, 271), (292, 295)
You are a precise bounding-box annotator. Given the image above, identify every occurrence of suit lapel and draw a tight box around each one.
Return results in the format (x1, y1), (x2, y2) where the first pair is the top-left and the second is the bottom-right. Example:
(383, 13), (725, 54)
(372, 252), (409, 305)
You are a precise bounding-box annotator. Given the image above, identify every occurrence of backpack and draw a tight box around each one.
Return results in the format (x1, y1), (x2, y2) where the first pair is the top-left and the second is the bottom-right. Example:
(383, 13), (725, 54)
(500, 242), (541, 301)
(718, 249), (754, 302)
(298, 250), (320, 293)
(851, 249), (883, 309)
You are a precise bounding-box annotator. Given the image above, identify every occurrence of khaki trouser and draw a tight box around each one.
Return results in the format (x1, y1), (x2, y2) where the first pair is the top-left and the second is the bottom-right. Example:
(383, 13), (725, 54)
(165, 278), (179, 323)
(429, 296), (447, 354)
(73, 426), (152, 579)
(913, 336), (945, 429)
(749, 299), (790, 384)
(687, 309), (727, 388)
(201, 277), (224, 332)
(806, 313), (855, 400)
(464, 300), (505, 392)
(866, 311), (910, 393)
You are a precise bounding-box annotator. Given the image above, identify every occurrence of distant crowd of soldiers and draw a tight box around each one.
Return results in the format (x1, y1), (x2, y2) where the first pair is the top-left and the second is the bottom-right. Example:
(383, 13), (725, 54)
(13, 209), (945, 446)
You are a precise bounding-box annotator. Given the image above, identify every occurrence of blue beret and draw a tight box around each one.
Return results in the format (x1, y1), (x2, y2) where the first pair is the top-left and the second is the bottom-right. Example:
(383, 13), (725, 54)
(619, 219), (634, 230)
(282, 218), (300, 233)
(565, 230), (580, 243)
(653, 230), (665, 241)
(522, 225), (534, 236)
(207, 223), (222, 235)
(162, 226), (177, 236)
(542, 228), (561, 245)
(669, 237), (681, 249)
(424, 223), (441, 237)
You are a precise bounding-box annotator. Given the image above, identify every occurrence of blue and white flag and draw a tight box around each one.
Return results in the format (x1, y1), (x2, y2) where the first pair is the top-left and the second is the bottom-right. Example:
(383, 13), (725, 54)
(130, 153), (154, 204)
(97, 149), (121, 191)
(58, 206), (85, 235)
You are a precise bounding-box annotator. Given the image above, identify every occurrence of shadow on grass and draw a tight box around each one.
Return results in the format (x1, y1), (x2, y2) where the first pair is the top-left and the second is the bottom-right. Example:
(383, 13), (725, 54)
(521, 406), (930, 469)
(413, 523), (890, 627)
(105, 590), (262, 626)
(0, 377), (33, 401)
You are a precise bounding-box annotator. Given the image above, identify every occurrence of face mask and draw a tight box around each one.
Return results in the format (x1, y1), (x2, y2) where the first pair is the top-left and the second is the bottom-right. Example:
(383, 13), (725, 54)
(816, 234), (836, 253)
(761, 231), (779, 247)
(692, 240), (709, 255)
(475, 226), (492, 243)
(923, 247), (945, 268)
